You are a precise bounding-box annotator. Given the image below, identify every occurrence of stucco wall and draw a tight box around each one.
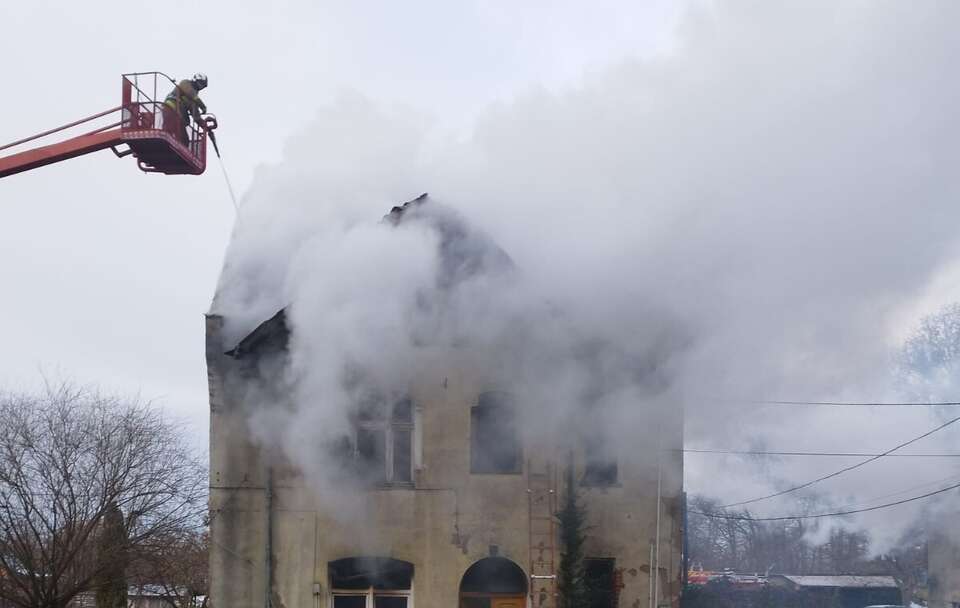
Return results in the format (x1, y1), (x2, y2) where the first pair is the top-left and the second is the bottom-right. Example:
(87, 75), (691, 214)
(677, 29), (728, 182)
(207, 315), (684, 608)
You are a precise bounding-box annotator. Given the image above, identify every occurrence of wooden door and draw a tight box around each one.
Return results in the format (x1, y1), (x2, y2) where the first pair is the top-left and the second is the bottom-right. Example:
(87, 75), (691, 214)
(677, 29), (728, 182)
(492, 597), (525, 608)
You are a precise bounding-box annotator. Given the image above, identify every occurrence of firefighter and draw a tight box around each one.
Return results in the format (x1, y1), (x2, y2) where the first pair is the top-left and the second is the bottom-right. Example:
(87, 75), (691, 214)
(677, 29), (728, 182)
(163, 73), (208, 144)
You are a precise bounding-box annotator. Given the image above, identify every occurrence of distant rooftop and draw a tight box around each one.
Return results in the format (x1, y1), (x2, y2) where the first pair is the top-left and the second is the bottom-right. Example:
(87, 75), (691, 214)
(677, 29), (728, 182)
(775, 575), (898, 589)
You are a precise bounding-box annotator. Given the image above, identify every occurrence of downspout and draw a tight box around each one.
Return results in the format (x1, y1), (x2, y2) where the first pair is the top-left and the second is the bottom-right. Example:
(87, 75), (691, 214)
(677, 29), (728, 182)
(265, 465), (273, 608)
(648, 544), (655, 608)
(653, 424), (663, 608)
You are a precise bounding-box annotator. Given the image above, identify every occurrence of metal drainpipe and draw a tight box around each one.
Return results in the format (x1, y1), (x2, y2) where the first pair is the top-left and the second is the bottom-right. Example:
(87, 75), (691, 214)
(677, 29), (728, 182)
(265, 465), (273, 608)
(648, 543), (655, 608)
(653, 425), (663, 608)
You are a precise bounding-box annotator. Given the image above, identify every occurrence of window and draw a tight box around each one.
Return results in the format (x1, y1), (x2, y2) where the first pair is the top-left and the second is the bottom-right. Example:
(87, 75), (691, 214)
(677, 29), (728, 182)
(330, 558), (413, 608)
(350, 397), (414, 485)
(470, 392), (521, 474)
(584, 558), (616, 608)
(582, 436), (618, 486)
(332, 594), (408, 608)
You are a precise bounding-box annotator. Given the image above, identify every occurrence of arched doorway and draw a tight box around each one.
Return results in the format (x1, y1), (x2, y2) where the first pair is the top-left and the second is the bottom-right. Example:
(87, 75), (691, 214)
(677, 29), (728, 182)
(459, 557), (527, 608)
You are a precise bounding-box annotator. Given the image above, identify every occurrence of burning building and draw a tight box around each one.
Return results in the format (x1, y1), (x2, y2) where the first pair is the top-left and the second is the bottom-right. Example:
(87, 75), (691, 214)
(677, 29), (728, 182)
(206, 195), (683, 608)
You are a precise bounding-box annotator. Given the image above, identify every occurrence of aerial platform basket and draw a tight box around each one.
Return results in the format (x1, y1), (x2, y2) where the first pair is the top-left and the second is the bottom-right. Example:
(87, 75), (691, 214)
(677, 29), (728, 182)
(0, 72), (217, 178)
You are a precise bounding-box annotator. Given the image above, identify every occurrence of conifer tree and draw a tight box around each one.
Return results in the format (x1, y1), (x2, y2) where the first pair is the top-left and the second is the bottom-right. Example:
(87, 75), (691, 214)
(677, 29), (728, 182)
(95, 502), (128, 608)
(557, 453), (588, 608)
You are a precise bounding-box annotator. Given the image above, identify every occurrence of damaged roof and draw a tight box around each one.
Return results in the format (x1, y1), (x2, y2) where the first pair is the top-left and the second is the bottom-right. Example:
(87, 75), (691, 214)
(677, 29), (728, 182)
(226, 193), (512, 358)
(225, 308), (289, 358)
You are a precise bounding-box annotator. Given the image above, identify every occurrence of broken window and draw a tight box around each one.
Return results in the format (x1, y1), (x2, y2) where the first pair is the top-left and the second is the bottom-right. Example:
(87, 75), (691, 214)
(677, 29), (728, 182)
(349, 396), (415, 485)
(470, 392), (522, 474)
(330, 558), (413, 608)
(584, 558), (616, 608)
(582, 435), (618, 486)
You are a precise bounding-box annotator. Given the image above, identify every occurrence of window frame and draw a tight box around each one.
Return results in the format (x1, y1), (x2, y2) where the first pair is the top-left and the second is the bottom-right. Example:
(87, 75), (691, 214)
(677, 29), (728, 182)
(352, 398), (416, 486)
(330, 588), (413, 608)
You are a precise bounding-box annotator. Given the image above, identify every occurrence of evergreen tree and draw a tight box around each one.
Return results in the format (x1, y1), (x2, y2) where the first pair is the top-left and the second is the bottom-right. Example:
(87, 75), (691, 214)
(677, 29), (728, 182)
(557, 453), (589, 608)
(95, 502), (128, 608)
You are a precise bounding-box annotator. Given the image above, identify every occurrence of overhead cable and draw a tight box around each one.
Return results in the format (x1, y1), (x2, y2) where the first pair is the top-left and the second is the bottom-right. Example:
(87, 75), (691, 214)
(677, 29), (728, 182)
(717, 413), (960, 508)
(750, 400), (960, 407)
(682, 448), (960, 458)
(691, 481), (960, 522)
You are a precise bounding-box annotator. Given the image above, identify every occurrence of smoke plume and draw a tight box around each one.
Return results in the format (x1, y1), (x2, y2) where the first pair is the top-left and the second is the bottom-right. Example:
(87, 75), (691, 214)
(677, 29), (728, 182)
(213, 1), (960, 549)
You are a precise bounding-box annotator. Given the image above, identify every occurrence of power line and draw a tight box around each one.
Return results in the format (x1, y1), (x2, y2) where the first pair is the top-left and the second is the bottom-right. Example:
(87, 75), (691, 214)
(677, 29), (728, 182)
(691, 480), (960, 522)
(682, 448), (960, 458)
(836, 473), (960, 511)
(717, 413), (960, 508)
(750, 400), (960, 407)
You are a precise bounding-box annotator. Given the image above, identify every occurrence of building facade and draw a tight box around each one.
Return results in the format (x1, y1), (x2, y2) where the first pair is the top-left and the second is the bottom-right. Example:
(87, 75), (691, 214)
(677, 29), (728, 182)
(207, 199), (684, 608)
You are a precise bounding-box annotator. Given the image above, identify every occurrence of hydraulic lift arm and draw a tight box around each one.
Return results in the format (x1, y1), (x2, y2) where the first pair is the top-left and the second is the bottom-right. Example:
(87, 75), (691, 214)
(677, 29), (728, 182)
(0, 72), (215, 179)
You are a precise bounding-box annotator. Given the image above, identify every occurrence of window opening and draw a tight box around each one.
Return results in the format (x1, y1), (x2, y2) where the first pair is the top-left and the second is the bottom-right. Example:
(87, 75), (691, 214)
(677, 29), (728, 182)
(582, 436), (618, 486)
(470, 392), (521, 474)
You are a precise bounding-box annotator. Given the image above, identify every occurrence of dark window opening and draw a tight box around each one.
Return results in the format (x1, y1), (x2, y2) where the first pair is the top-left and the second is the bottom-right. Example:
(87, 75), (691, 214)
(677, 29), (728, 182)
(470, 392), (522, 474)
(330, 557), (413, 607)
(332, 597), (366, 608)
(582, 437), (618, 486)
(584, 558), (616, 608)
(329, 557), (413, 589)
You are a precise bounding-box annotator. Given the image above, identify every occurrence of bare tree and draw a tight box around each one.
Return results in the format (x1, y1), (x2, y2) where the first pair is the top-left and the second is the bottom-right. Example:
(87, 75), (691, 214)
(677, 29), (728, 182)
(131, 528), (209, 608)
(0, 383), (206, 608)
(897, 302), (960, 402)
(686, 495), (877, 576)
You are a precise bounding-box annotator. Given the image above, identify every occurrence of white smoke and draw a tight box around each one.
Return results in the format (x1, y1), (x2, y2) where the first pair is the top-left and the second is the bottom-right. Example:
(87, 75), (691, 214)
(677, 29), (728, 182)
(213, 1), (960, 549)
